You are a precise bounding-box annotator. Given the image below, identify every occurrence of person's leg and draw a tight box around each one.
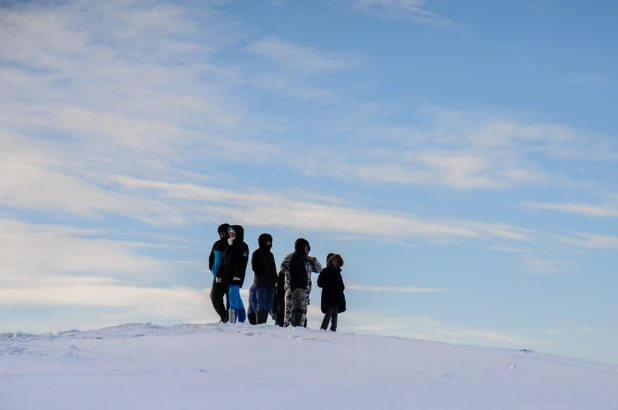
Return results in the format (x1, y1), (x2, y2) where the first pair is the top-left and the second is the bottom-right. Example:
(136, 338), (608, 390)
(228, 285), (242, 323)
(320, 307), (333, 331)
(210, 278), (227, 322)
(291, 289), (307, 327)
(247, 287), (257, 325)
(237, 292), (246, 323)
(284, 289), (292, 327)
(330, 306), (339, 332)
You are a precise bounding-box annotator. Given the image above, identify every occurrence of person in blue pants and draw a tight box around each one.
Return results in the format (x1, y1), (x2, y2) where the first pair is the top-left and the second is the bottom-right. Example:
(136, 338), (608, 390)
(247, 285), (257, 325)
(250, 233), (277, 324)
(217, 225), (249, 323)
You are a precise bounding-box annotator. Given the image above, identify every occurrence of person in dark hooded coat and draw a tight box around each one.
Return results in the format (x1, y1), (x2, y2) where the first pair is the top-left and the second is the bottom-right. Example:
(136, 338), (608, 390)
(280, 238), (322, 327)
(317, 253), (346, 332)
(250, 233), (277, 324)
(208, 223), (230, 323)
(272, 270), (285, 327)
(217, 225), (249, 323)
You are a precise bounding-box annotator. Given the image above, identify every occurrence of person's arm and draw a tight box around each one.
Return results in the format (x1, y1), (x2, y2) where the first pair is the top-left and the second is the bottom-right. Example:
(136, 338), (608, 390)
(317, 269), (326, 288)
(208, 245), (215, 272)
(212, 249), (224, 280)
(232, 244), (249, 288)
(309, 257), (322, 274)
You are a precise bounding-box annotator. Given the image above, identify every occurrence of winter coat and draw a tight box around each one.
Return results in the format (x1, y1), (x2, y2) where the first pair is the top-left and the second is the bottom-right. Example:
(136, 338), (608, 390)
(208, 237), (228, 279)
(218, 225), (249, 287)
(289, 238), (312, 292)
(251, 234), (277, 289)
(317, 266), (346, 314)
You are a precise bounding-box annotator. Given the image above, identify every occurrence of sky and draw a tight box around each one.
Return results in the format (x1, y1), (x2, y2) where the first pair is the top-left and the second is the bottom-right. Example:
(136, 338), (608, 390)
(0, 0), (617, 364)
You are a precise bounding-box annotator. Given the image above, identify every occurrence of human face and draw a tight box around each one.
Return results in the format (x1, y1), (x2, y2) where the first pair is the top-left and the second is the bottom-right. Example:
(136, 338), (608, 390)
(304, 245), (309, 255)
(229, 231), (236, 240)
(267, 240), (272, 246)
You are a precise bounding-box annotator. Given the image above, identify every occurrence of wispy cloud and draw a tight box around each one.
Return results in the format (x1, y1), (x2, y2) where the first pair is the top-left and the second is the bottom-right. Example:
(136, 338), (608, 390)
(547, 328), (563, 336)
(352, 0), (451, 27)
(292, 106), (617, 191)
(344, 311), (547, 347)
(347, 285), (445, 293)
(246, 36), (352, 74)
(521, 257), (571, 274)
(521, 201), (618, 218)
(553, 233), (618, 250)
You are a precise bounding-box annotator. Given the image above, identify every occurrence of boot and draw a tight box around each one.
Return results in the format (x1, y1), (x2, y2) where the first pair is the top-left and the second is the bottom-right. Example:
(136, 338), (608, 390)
(256, 311), (268, 325)
(229, 309), (237, 324)
(291, 310), (303, 327)
(248, 312), (257, 325)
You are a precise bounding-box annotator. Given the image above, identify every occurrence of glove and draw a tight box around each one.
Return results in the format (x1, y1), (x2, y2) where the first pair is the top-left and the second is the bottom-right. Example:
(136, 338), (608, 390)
(233, 277), (241, 282)
(215, 277), (222, 283)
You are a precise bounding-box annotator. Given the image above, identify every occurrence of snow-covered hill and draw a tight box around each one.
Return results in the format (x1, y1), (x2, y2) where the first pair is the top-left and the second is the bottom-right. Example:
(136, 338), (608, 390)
(2, 323), (617, 409)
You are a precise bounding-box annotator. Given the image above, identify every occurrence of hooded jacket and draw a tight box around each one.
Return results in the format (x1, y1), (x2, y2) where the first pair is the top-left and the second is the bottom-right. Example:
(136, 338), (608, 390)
(289, 238), (310, 292)
(208, 223), (229, 279)
(317, 254), (346, 314)
(251, 233), (277, 289)
(218, 225), (249, 287)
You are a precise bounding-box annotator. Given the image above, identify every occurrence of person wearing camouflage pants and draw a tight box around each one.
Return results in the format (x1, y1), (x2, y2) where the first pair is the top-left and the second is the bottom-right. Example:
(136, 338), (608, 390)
(280, 238), (322, 327)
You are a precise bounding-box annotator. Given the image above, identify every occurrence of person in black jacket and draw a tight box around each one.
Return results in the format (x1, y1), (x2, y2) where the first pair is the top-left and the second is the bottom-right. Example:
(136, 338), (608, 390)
(208, 223), (230, 323)
(217, 225), (249, 323)
(317, 253), (346, 332)
(273, 270), (285, 327)
(250, 233), (277, 324)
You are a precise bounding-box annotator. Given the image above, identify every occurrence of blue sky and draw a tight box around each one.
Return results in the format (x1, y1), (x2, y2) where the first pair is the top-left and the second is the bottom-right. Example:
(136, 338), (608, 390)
(1, 0), (617, 364)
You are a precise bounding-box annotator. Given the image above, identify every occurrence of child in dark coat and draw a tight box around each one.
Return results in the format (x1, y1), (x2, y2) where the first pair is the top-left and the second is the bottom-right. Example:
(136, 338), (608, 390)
(317, 253), (346, 332)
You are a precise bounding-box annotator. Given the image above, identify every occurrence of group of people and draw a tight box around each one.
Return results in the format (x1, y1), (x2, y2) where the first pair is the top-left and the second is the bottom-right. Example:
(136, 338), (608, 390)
(208, 223), (347, 331)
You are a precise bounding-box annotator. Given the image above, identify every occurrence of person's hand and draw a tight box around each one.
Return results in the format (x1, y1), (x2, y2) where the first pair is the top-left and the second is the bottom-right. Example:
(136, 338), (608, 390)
(233, 277), (241, 282)
(306, 255), (315, 262)
(215, 277), (222, 283)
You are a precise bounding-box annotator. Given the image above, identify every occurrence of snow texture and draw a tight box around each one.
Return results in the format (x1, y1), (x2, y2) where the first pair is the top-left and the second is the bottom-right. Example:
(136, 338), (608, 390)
(1, 323), (617, 409)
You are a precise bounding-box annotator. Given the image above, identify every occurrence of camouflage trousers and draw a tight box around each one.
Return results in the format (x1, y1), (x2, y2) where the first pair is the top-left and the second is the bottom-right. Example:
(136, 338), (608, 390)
(284, 288), (309, 327)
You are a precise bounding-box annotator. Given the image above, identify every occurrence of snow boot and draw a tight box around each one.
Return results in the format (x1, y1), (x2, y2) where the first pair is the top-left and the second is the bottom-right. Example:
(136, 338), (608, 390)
(248, 312), (257, 325)
(256, 310), (268, 325)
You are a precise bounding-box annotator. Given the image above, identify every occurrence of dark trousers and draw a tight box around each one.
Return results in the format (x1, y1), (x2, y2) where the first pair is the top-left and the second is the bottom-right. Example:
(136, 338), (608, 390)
(210, 278), (229, 322)
(321, 306), (339, 332)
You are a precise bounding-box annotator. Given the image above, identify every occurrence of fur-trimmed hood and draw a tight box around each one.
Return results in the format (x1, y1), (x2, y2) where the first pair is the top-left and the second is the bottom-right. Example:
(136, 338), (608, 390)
(327, 253), (344, 267)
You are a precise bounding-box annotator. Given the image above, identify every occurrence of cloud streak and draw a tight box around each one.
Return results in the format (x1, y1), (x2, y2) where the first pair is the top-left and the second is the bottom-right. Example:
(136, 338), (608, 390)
(521, 201), (618, 218)
(352, 0), (451, 27)
(347, 285), (445, 293)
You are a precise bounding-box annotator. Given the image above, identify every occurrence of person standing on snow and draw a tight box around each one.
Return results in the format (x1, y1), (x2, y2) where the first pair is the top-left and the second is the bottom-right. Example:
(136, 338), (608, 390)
(272, 270), (285, 327)
(317, 253), (346, 332)
(247, 285), (257, 325)
(209, 223), (230, 323)
(281, 238), (322, 327)
(249, 233), (278, 325)
(217, 225), (249, 323)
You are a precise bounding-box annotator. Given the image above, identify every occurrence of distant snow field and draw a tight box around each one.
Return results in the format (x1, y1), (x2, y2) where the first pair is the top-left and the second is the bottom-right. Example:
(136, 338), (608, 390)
(1, 323), (617, 409)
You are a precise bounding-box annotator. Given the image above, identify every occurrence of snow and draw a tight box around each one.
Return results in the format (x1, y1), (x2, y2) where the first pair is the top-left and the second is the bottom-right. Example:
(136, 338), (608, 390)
(1, 323), (617, 409)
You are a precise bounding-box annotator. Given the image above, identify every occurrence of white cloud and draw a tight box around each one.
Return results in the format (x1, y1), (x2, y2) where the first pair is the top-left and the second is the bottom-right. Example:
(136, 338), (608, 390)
(547, 328), (562, 336)
(352, 0), (451, 27)
(521, 257), (570, 274)
(347, 285), (445, 293)
(343, 310), (546, 347)
(246, 36), (351, 74)
(521, 202), (618, 218)
(553, 233), (618, 250)
(0, 218), (170, 284)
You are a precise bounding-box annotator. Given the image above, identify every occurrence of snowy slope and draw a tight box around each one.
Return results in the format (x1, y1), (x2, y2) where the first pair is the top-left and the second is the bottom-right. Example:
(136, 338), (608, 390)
(1, 323), (617, 410)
